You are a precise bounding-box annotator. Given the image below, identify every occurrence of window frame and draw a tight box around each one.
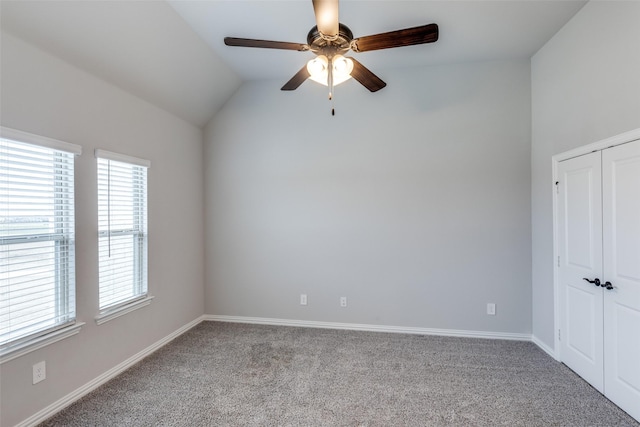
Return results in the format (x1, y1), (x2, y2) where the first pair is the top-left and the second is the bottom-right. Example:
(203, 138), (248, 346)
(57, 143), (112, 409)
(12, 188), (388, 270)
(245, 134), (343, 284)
(95, 149), (151, 324)
(0, 127), (83, 363)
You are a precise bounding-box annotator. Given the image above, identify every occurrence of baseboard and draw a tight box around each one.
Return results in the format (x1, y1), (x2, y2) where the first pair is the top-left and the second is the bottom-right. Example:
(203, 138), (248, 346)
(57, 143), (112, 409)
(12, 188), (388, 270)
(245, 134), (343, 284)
(532, 334), (558, 360)
(204, 315), (532, 341)
(15, 315), (206, 427)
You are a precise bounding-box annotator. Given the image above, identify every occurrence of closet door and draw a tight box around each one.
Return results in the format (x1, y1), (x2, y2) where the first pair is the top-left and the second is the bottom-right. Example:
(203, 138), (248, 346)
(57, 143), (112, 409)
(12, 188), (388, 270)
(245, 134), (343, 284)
(602, 139), (640, 420)
(557, 151), (604, 392)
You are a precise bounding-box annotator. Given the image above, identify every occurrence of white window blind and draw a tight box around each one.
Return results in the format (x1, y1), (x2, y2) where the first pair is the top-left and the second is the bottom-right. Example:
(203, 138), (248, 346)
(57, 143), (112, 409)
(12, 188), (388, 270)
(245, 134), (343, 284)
(96, 150), (148, 311)
(1, 133), (78, 350)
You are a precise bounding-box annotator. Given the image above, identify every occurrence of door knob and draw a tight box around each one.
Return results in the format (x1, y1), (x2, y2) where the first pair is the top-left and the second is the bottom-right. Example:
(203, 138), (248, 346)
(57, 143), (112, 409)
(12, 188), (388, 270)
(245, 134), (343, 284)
(603, 281), (614, 290)
(583, 278), (601, 287)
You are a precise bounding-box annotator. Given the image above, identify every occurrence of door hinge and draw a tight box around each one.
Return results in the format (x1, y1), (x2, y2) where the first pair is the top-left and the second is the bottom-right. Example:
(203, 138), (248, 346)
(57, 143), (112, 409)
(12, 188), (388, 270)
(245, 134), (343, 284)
(555, 181), (559, 194)
(557, 256), (560, 267)
(558, 329), (561, 341)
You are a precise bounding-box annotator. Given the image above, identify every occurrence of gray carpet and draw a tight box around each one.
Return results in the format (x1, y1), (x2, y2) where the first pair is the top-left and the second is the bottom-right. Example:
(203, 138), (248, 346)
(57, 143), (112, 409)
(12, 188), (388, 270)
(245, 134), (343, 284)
(40, 322), (638, 426)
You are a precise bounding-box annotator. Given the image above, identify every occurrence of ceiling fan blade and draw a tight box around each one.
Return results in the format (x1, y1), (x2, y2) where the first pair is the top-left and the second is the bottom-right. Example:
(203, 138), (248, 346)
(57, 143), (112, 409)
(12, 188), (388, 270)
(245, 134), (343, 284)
(312, 0), (339, 38)
(348, 58), (386, 92)
(351, 23), (438, 52)
(224, 37), (309, 51)
(281, 66), (311, 91)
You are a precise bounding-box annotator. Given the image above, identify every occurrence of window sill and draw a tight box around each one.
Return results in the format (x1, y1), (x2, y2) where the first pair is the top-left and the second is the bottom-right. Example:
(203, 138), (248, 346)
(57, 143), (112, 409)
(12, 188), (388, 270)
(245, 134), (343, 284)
(0, 322), (85, 364)
(95, 296), (154, 325)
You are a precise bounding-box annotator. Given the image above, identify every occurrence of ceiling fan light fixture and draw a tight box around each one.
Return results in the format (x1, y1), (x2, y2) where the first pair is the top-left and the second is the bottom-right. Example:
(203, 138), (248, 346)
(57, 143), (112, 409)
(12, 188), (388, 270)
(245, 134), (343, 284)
(307, 54), (353, 87)
(307, 55), (328, 78)
(333, 55), (353, 75)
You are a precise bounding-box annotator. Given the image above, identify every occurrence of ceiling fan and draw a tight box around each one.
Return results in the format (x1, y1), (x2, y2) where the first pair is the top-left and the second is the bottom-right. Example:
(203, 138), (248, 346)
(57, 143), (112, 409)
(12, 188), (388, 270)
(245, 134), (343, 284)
(224, 0), (438, 113)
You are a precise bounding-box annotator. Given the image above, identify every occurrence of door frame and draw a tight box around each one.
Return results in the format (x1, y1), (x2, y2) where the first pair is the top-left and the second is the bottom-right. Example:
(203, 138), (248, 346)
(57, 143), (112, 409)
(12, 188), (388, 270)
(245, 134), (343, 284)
(552, 128), (640, 361)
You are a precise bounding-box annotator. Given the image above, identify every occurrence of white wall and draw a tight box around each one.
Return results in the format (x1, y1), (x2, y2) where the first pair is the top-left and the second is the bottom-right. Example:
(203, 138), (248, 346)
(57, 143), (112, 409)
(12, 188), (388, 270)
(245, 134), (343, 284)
(204, 60), (532, 334)
(0, 32), (205, 426)
(531, 1), (640, 348)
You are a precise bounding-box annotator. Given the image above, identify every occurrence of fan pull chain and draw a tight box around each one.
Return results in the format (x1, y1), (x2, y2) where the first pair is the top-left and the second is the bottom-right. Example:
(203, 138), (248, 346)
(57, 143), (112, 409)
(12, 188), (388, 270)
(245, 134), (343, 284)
(328, 57), (335, 116)
(330, 93), (335, 116)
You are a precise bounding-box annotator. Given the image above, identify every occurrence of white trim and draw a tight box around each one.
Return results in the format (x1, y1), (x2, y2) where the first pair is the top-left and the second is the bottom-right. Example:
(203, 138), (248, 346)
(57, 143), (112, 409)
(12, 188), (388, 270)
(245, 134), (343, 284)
(532, 335), (558, 360)
(0, 323), (85, 364)
(551, 127), (640, 365)
(203, 315), (532, 341)
(0, 126), (82, 155)
(552, 155), (562, 360)
(14, 316), (205, 427)
(95, 149), (150, 168)
(95, 296), (154, 325)
(553, 128), (640, 162)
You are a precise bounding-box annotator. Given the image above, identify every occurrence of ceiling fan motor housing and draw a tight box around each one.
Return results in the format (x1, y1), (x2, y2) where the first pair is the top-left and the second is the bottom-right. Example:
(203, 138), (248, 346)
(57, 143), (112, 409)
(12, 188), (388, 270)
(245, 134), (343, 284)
(307, 23), (354, 57)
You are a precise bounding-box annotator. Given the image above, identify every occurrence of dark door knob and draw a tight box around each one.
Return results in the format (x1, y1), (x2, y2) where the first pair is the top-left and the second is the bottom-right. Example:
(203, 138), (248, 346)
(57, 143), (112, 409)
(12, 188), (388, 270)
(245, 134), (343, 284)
(583, 278), (601, 287)
(604, 281), (614, 290)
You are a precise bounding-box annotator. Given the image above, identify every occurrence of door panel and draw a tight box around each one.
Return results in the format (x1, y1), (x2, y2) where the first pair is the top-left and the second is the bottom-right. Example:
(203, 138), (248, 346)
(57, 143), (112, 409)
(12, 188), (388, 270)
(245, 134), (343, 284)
(613, 305), (640, 390)
(603, 139), (640, 421)
(566, 170), (598, 269)
(558, 151), (604, 392)
(566, 285), (598, 361)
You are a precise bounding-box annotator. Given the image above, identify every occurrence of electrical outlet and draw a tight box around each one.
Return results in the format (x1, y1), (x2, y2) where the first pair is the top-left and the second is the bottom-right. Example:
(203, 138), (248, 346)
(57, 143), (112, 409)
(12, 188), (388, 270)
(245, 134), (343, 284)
(340, 297), (347, 307)
(487, 303), (496, 316)
(33, 361), (46, 384)
(300, 294), (307, 306)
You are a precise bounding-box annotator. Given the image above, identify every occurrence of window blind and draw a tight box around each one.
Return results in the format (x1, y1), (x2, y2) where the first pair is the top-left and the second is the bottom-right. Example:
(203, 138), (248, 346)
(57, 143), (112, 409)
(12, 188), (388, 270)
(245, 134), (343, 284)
(96, 152), (148, 311)
(0, 135), (77, 349)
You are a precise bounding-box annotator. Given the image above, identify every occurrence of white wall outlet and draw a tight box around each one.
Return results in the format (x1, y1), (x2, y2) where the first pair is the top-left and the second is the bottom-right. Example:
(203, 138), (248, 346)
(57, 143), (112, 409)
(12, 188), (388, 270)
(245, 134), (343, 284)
(487, 303), (496, 315)
(33, 361), (46, 384)
(340, 297), (347, 307)
(300, 294), (307, 306)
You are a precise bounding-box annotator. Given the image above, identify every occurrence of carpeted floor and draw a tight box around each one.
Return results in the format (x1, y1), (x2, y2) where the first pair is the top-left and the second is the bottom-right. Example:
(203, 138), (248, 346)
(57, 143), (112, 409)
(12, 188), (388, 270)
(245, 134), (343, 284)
(39, 322), (639, 426)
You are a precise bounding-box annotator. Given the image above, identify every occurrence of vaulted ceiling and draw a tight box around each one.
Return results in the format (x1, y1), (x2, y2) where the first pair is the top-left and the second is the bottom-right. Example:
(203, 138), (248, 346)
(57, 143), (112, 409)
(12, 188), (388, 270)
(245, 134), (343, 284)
(1, 0), (587, 128)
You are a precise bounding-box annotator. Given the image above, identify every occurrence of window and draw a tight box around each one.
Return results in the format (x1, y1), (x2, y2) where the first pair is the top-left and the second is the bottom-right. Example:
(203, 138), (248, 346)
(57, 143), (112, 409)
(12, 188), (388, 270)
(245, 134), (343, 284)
(96, 150), (149, 314)
(1, 128), (80, 353)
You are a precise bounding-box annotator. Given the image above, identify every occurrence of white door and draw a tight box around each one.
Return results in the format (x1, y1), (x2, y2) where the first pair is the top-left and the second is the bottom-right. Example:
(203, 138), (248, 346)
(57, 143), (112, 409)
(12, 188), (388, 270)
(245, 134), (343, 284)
(557, 151), (604, 392)
(602, 139), (640, 420)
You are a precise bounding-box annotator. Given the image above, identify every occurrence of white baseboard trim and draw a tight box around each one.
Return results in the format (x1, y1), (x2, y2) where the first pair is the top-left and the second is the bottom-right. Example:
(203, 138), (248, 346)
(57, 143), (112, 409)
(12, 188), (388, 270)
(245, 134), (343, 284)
(532, 335), (558, 360)
(204, 315), (532, 341)
(15, 315), (206, 427)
